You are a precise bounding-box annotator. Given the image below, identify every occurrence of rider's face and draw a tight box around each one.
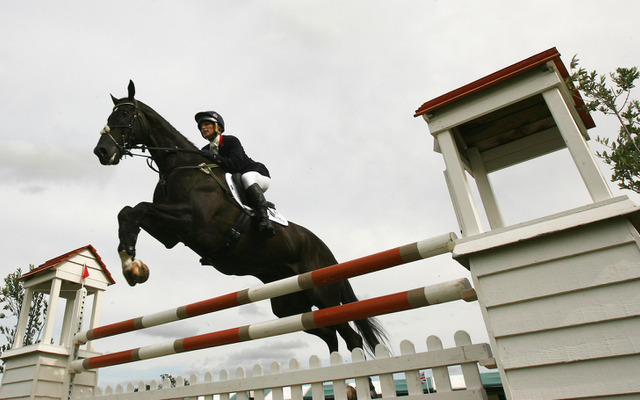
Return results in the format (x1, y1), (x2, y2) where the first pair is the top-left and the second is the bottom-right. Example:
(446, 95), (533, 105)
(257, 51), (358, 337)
(200, 121), (218, 140)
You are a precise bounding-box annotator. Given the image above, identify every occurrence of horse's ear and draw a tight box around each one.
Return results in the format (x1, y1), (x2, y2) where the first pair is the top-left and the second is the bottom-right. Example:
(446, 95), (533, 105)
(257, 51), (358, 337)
(110, 94), (118, 105)
(128, 80), (135, 100)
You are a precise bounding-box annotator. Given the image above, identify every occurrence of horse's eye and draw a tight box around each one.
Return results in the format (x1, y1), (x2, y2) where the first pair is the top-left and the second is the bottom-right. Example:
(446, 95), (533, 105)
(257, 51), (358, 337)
(122, 110), (130, 117)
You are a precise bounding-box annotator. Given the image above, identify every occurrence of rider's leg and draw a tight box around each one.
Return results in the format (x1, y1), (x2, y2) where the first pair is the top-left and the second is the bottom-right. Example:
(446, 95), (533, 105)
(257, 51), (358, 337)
(242, 172), (275, 237)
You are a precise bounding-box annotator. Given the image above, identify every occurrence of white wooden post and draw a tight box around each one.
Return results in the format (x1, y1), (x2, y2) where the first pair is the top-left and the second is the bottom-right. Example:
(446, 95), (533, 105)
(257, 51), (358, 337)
(374, 345), (395, 398)
(235, 367), (248, 400)
(41, 278), (62, 345)
(289, 359), (304, 400)
(12, 287), (33, 349)
(253, 364), (265, 400)
(59, 298), (74, 346)
(309, 355), (325, 400)
(468, 147), (504, 229)
(542, 88), (612, 202)
(68, 287), (87, 348)
(351, 348), (371, 400)
(270, 362), (285, 400)
(399, 340), (425, 397)
(436, 129), (484, 236)
(330, 353), (347, 400)
(427, 335), (453, 393)
(454, 330), (484, 391)
(86, 290), (103, 352)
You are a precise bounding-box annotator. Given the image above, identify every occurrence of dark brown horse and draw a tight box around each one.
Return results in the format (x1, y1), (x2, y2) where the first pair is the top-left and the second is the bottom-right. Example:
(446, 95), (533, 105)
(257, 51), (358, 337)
(93, 81), (387, 356)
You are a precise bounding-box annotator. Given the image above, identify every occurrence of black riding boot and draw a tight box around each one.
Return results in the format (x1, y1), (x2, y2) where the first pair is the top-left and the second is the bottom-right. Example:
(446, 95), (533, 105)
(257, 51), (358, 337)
(245, 183), (276, 237)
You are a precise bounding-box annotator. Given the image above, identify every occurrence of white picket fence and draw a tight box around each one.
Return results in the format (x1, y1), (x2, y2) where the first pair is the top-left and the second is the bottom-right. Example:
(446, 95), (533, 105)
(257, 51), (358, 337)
(74, 330), (495, 400)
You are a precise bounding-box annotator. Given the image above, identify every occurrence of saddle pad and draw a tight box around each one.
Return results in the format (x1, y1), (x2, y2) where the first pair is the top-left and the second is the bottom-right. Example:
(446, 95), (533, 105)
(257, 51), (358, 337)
(225, 174), (289, 226)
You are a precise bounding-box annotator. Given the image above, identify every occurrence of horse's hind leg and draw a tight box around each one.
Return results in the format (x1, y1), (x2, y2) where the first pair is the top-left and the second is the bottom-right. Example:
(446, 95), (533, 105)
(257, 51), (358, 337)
(269, 292), (341, 353)
(335, 323), (364, 352)
(305, 327), (339, 354)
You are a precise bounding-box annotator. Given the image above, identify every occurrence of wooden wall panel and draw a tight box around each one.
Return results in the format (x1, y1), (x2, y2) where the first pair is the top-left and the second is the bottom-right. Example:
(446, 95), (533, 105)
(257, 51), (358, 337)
(485, 280), (640, 336)
(470, 218), (635, 276)
(506, 355), (640, 399)
(477, 243), (640, 307)
(495, 317), (640, 369)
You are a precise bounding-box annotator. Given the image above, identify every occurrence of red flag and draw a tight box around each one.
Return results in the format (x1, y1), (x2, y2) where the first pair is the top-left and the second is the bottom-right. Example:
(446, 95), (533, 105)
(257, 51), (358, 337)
(82, 264), (90, 280)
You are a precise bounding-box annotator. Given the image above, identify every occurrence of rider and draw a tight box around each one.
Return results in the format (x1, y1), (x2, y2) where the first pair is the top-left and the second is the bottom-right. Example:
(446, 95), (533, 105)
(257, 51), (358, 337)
(195, 111), (275, 237)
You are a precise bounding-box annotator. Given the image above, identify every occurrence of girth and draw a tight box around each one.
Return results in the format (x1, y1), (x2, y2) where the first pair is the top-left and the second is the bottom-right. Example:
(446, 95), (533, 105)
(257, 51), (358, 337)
(198, 169), (252, 263)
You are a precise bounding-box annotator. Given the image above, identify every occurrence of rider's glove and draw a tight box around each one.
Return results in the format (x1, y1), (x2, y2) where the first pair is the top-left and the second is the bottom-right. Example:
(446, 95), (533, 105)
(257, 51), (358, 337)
(200, 149), (220, 163)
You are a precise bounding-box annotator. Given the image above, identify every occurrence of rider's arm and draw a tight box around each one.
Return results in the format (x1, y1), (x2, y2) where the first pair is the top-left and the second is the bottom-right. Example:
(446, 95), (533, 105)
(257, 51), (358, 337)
(216, 135), (246, 172)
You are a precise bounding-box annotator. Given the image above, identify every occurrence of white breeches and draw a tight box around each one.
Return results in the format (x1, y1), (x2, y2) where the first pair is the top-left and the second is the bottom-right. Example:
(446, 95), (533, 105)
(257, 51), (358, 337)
(242, 171), (271, 192)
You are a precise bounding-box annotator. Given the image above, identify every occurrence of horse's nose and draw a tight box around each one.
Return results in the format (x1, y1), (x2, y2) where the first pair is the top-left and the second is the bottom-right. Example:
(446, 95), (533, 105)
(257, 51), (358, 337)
(94, 145), (113, 165)
(94, 145), (106, 159)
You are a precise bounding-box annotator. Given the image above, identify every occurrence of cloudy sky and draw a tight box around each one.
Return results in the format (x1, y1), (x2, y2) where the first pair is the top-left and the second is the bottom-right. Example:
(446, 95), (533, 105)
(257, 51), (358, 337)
(1, 0), (638, 388)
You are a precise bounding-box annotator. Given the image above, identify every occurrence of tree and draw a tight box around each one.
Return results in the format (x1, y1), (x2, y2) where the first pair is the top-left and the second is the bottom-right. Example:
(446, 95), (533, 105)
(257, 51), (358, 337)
(0, 266), (48, 371)
(568, 56), (640, 193)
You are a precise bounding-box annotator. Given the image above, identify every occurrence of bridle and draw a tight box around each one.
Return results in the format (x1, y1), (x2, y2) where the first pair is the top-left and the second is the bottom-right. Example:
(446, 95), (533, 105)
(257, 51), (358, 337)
(100, 101), (148, 158)
(99, 101), (204, 173)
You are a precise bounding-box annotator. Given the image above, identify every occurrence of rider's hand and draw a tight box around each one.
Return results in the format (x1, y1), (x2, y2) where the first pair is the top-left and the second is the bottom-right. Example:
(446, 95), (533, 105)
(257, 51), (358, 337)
(200, 149), (220, 163)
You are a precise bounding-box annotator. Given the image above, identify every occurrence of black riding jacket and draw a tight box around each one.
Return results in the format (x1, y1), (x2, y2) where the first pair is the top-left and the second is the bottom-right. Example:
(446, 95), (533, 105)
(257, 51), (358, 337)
(201, 134), (270, 177)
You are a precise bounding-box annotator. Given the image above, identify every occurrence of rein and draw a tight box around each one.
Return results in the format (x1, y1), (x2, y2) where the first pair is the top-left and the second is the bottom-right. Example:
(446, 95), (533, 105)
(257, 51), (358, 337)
(125, 145), (202, 173)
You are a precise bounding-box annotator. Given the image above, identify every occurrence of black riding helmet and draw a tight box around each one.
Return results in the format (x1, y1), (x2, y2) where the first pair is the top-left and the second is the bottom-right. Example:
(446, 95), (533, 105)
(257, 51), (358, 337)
(195, 111), (225, 133)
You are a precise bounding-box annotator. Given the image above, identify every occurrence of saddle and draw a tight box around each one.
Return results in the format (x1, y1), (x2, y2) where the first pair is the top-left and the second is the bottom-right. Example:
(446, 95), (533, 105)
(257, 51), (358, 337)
(200, 173), (288, 264)
(226, 173), (287, 226)
(197, 164), (286, 226)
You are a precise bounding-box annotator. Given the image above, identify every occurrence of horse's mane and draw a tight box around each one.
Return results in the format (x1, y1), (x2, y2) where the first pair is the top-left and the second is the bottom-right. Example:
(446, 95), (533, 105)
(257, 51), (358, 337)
(137, 100), (200, 151)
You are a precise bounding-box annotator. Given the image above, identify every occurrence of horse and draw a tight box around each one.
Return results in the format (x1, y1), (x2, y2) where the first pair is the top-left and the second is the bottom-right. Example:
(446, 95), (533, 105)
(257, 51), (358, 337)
(93, 81), (387, 357)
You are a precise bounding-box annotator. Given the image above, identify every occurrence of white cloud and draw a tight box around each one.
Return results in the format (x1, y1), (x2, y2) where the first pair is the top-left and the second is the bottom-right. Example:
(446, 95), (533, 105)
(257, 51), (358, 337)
(0, 140), (113, 185)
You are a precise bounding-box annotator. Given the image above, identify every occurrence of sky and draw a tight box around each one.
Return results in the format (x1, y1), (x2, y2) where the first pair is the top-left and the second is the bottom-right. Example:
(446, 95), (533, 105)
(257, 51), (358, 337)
(0, 0), (639, 388)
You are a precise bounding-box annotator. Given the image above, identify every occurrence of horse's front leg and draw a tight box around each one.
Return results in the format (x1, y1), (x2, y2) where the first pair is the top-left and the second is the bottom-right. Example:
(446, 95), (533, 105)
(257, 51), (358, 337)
(118, 205), (149, 286)
(117, 202), (194, 286)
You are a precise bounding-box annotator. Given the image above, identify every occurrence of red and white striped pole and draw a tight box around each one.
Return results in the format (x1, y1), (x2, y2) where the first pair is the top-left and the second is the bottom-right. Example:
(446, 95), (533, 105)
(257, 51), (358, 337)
(74, 232), (457, 345)
(71, 277), (474, 372)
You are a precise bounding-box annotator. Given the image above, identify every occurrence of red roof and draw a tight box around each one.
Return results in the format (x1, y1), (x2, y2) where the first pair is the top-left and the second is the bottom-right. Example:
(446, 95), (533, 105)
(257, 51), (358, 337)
(414, 47), (595, 129)
(20, 244), (116, 284)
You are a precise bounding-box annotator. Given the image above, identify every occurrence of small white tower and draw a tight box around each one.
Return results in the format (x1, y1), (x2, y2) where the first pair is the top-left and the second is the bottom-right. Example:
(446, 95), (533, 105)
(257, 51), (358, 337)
(416, 48), (640, 399)
(0, 245), (115, 400)
(415, 47), (611, 236)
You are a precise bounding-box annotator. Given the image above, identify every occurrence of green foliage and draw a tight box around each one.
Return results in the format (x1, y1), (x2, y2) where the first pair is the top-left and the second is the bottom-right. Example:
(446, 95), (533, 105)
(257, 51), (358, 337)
(0, 266), (48, 371)
(568, 56), (640, 193)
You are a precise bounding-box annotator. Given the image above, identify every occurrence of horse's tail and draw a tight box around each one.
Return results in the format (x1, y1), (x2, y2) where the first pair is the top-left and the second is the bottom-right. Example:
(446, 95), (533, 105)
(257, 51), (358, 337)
(340, 280), (389, 356)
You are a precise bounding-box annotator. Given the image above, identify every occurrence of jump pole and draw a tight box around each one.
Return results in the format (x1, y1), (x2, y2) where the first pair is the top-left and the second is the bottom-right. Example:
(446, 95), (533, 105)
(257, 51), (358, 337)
(74, 232), (457, 345)
(71, 277), (474, 372)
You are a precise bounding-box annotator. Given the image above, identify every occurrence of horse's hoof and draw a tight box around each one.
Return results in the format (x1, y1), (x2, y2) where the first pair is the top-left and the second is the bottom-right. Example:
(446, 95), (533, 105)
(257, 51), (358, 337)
(123, 260), (149, 286)
(132, 259), (149, 283)
(124, 273), (137, 287)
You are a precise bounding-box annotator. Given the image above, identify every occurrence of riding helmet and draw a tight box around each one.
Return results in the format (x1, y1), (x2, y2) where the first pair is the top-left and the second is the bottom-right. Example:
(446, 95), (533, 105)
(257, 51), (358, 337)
(195, 111), (225, 132)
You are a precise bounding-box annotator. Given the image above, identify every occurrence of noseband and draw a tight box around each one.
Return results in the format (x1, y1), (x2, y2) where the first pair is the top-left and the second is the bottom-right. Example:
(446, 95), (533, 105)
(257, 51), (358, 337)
(100, 102), (148, 157)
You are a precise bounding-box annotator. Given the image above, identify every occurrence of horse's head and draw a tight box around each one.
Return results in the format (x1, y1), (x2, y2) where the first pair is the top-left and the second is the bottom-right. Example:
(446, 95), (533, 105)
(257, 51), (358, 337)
(94, 80), (149, 165)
